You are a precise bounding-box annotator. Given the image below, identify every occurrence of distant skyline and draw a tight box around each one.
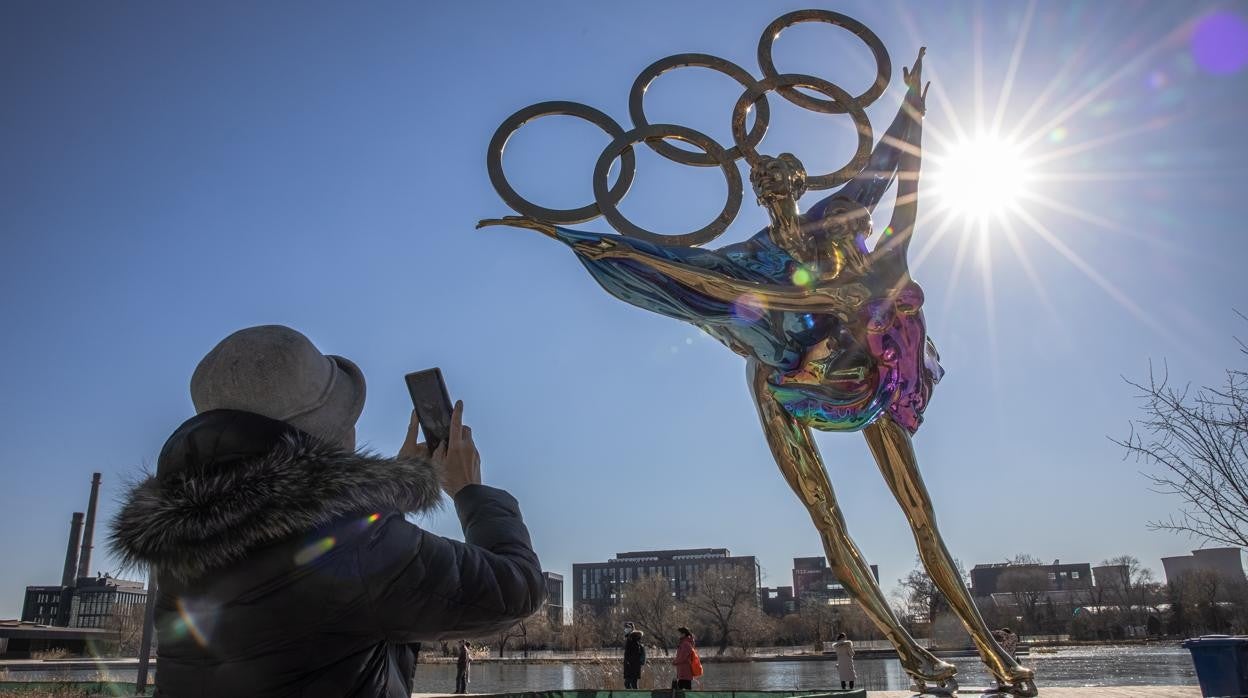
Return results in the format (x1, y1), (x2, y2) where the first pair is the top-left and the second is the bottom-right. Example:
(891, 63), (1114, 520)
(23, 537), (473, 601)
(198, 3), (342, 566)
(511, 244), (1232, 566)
(3, 1), (1248, 620)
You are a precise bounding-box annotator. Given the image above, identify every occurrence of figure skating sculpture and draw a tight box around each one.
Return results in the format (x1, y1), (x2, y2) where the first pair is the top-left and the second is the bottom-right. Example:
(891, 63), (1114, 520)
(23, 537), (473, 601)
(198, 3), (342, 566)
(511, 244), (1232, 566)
(480, 11), (1036, 695)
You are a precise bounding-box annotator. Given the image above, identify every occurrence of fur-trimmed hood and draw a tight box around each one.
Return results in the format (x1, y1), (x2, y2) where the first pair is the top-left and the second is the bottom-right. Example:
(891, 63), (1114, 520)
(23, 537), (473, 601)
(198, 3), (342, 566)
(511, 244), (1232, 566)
(110, 409), (441, 582)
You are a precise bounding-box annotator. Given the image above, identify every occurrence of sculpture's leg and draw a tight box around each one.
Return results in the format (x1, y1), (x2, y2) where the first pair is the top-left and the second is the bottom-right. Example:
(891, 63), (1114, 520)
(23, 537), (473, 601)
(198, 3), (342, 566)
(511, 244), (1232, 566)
(747, 361), (957, 688)
(863, 416), (1038, 697)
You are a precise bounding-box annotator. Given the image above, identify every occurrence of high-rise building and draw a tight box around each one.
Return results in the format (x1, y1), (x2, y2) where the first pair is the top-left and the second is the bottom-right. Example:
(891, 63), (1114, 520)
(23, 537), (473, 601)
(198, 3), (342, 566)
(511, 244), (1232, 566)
(542, 572), (565, 626)
(573, 548), (760, 615)
(792, 556), (878, 606)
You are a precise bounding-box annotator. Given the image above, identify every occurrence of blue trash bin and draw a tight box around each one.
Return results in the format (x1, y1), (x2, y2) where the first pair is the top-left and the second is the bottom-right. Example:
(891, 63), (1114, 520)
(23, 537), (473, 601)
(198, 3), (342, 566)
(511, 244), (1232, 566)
(1184, 635), (1248, 697)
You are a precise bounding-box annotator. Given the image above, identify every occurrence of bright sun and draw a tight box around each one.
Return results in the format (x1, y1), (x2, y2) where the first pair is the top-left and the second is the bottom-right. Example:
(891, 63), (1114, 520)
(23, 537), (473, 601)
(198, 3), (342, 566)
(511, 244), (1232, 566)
(932, 136), (1031, 220)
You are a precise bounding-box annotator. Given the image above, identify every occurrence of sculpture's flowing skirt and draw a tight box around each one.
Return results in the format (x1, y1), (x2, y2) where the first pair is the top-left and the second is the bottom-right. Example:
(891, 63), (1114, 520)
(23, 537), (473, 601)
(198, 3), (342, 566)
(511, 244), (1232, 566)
(554, 227), (943, 434)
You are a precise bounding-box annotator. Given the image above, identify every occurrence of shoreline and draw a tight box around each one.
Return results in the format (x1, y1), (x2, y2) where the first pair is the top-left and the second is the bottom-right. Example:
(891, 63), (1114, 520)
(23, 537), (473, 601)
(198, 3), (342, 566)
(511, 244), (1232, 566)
(0, 638), (1187, 672)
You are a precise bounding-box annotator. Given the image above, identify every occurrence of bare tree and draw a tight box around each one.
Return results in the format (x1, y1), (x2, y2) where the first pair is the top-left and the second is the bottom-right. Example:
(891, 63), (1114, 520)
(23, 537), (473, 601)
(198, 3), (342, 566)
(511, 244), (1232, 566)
(1101, 556), (1159, 625)
(897, 556), (966, 625)
(796, 600), (839, 650)
(995, 556), (1050, 634)
(684, 566), (760, 656)
(104, 603), (146, 656)
(732, 604), (776, 654)
(1116, 333), (1248, 547)
(619, 574), (686, 654)
(567, 605), (602, 654)
(1174, 569), (1227, 634)
(778, 613), (810, 645)
(495, 620), (528, 658)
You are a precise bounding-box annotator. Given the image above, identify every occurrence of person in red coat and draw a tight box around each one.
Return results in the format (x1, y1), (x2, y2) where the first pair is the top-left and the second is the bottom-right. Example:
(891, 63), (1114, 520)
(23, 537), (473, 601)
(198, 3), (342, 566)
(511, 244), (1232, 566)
(671, 627), (696, 690)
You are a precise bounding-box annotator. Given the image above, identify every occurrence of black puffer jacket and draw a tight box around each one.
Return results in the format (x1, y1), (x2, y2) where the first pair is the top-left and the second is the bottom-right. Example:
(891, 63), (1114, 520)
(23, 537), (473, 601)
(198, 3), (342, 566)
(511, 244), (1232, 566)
(110, 410), (544, 698)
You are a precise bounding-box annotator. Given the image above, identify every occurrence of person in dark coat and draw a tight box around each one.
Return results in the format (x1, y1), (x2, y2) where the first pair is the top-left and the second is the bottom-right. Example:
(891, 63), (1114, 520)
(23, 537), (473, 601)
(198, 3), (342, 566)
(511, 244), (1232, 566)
(622, 630), (646, 689)
(109, 325), (545, 698)
(455, 640), (472, 694)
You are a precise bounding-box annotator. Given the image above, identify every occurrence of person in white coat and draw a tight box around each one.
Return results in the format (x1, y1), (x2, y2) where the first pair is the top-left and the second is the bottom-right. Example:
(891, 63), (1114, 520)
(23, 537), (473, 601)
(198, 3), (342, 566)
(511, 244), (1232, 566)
(833, 633), (856, 690)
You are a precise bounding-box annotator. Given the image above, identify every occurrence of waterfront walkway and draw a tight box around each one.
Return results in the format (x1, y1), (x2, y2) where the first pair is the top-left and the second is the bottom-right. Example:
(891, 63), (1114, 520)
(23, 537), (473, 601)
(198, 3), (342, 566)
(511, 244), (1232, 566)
(416, 690), (1199, 698)
(873, 689), (1197, 697)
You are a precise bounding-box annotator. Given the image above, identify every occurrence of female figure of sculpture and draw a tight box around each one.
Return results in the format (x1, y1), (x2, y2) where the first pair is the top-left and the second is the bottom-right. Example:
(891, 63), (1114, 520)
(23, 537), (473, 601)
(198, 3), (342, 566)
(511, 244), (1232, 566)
(481, 48), (1035, 697)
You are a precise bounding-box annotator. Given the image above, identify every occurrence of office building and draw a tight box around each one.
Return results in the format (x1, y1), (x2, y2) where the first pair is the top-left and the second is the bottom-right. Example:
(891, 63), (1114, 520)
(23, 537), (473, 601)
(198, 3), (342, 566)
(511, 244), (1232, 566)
(573, 548), (760, 614)
(792, 556), (878, 606)
(970, 560), (1092, 597)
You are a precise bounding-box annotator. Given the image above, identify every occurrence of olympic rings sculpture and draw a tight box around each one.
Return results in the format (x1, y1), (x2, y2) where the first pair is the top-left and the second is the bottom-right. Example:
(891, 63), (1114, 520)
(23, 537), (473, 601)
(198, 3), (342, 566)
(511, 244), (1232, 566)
(485, 10), (892, 247)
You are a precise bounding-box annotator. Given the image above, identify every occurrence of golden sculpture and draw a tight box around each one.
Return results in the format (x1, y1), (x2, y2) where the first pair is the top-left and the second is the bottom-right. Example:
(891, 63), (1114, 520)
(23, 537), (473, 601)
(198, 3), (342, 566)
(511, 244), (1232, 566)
(480, 11), (1037, 695)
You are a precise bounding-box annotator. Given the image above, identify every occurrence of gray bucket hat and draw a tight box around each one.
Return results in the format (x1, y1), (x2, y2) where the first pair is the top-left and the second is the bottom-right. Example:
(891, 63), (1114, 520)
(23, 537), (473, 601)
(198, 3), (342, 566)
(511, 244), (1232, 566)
(190, 325), (366, 446)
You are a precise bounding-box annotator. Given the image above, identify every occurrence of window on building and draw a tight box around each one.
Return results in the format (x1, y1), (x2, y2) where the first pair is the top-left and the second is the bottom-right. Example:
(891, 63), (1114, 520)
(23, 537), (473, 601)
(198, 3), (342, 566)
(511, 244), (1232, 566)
(1072, 571), (1080, 579)
(1048, 572), (1057, 581)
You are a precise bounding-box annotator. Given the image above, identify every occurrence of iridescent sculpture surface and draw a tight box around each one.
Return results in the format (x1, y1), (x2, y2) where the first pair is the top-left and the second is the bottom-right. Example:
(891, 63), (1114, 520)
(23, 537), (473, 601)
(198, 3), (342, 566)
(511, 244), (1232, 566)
(480, 11), (1037, 696)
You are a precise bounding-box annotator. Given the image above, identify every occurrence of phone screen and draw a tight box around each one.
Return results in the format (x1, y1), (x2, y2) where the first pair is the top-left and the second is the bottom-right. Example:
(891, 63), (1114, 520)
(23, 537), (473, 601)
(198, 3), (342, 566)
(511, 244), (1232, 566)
(405, 369), (453, 452)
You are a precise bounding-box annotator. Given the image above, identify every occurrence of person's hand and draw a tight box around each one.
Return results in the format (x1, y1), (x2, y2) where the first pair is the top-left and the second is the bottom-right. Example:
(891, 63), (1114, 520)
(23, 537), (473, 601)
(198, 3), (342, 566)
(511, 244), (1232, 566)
(429, 400), (481, 497)
(398, 409), (428, 461)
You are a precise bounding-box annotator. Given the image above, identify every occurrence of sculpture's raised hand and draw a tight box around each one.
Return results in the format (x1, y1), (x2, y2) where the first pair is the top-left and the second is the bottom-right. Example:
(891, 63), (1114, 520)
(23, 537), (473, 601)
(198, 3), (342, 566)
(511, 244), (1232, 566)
(902, 47), (930, 114)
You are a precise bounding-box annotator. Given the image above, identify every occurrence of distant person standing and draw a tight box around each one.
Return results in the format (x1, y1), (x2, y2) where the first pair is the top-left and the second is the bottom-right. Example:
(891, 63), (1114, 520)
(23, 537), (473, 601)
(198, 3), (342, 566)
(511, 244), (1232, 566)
(623, 629), (646, 689)
(832, 633), (856, 690)
(671, 627), (698, 691)
(455, 640), (471, 694)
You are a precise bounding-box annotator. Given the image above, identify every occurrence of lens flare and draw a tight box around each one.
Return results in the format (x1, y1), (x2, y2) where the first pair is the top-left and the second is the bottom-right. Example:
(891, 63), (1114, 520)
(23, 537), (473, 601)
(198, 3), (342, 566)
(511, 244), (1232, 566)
(791, 266), (815, 288)
(174, 597), (211, 648)
(1190, 11), (1248, 75)
(732, 293), (765, 324)
(294, 536), (337, 566)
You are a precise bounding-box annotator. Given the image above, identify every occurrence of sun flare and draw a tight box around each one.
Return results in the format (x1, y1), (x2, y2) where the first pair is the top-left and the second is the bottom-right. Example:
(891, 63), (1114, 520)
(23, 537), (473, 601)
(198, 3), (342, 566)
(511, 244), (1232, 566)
(931, 135), (1031, 221)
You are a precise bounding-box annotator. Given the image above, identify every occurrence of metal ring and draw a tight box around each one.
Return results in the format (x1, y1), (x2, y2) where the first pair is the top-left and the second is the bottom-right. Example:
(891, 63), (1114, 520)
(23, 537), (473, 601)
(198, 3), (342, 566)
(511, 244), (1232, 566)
(593, 124), (743, 247)
(731, 74), (872, 191)
(486, 101), (637, 225)
(757, 9), (891, 114)
(628, 53), (770, 167)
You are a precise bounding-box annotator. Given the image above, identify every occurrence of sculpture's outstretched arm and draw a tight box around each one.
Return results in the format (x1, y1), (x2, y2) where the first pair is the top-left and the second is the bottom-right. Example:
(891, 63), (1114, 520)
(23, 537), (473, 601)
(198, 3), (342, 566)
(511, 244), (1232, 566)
(807, 48), (928, 217)
(478, 217), (870, 320)
(570, 235), (870, 320)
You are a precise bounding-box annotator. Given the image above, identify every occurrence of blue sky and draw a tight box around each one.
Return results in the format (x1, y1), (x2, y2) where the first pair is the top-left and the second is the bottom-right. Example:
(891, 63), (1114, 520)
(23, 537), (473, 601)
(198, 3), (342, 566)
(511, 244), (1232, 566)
(2, 1), (1247, 620)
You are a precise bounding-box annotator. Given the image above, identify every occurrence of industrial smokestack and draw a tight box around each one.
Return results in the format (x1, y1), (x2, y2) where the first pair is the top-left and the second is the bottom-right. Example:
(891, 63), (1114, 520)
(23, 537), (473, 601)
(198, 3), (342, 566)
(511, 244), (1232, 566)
(61, 512), (84, 587)
(76, 472), (102, 581)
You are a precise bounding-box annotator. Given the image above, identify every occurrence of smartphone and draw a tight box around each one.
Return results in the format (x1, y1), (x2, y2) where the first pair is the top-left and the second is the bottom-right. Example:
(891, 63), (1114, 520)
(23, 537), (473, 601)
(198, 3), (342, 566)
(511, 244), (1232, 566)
(405, 368), (453, 453)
